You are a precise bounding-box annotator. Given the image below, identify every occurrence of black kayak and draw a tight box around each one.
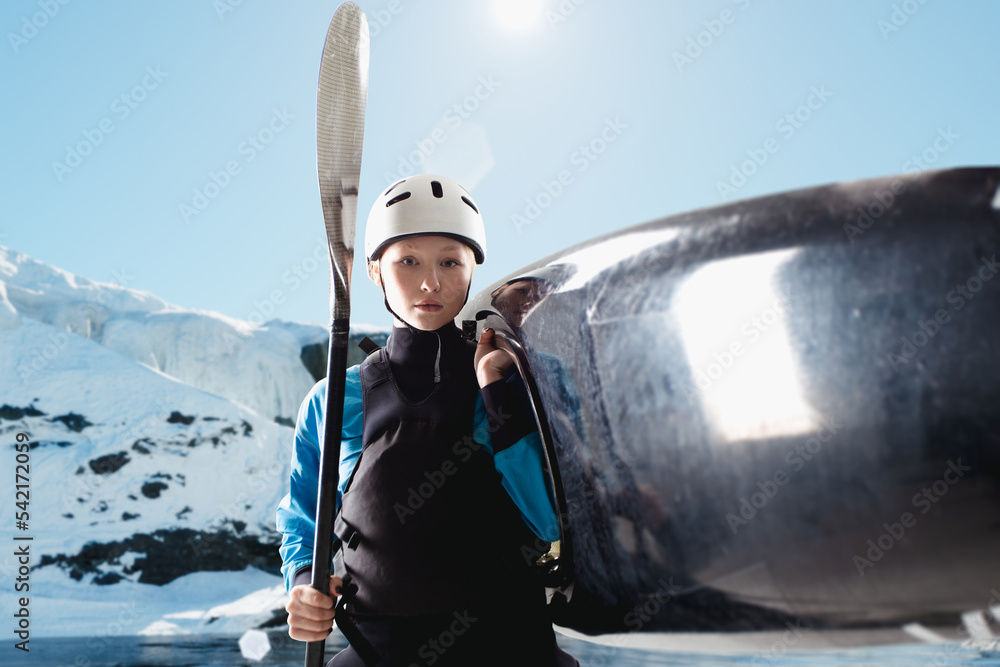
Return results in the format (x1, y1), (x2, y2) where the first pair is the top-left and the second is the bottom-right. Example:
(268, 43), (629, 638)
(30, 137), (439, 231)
(460, 167), (1000, 645)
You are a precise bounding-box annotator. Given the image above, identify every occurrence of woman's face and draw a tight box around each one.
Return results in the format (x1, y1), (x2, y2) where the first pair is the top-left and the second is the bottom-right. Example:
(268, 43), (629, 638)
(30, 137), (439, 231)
(375, 235), (475, 330)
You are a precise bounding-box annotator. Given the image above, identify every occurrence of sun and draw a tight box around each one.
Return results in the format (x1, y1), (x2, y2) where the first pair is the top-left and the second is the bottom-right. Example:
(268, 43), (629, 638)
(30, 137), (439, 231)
(493, 0), (545, 32)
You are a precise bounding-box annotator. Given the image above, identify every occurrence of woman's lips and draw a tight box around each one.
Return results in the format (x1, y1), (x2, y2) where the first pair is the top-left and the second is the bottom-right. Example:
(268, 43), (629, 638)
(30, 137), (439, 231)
(415, 303), (443, 312)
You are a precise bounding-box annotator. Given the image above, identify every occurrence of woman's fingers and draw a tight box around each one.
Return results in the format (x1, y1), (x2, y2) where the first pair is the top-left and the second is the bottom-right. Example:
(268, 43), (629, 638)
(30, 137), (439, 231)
(474, 327), (495, 366)
(286, 581), (338, 642)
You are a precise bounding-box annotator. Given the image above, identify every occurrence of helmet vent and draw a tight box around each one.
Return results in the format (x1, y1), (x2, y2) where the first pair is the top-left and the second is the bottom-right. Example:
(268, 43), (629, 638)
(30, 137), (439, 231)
(461, 196), (479, 214)
(431, 180), (444, 198)
(385, 191), (411, 207)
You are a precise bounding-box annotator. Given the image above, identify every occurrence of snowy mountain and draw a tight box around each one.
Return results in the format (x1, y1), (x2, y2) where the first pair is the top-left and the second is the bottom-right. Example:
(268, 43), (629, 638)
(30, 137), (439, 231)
(0, 245), (385, 425)
(0, 245), (387, 637)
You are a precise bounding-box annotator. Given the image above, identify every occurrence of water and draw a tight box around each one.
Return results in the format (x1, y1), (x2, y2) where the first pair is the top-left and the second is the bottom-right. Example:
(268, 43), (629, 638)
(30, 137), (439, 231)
(11, 633), (1000, 666)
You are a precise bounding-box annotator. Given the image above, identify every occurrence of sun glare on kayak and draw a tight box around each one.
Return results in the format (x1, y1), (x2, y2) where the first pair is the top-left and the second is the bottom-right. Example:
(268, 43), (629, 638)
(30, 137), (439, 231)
(493, 0), (544, 32)
(674, 247), (819, 443)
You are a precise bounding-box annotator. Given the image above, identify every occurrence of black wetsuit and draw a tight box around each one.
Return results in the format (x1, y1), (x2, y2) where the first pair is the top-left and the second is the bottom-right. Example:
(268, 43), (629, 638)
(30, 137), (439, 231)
(322, 324), (576, 666)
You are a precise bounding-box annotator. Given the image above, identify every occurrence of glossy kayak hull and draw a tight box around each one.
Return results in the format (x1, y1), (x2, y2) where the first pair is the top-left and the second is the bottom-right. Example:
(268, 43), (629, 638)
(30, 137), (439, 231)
(461, 167), (1000, 641)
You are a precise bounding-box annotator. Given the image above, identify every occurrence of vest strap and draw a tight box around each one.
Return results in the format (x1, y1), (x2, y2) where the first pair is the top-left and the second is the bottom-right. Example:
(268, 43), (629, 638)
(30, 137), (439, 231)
(332, 572), (379, 666)
(357, 336), (381, 356)
(334, 512), (360, 550)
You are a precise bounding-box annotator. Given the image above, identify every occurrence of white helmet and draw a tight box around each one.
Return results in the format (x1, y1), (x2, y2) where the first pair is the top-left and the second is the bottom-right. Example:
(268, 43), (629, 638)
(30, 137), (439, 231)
(364, 174), (487, 268)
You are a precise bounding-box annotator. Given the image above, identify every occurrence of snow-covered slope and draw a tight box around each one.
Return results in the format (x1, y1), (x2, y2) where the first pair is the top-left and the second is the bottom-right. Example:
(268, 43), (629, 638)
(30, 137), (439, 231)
(0, 245), (388, 637)
(1, 315), (292, 634)
(3, 316), (289, 560)
(0, 245), (384, 424)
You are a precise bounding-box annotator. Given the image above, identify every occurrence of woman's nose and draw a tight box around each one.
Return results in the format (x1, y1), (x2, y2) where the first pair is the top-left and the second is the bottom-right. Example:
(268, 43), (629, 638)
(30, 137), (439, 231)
(421, 269), (440, 291)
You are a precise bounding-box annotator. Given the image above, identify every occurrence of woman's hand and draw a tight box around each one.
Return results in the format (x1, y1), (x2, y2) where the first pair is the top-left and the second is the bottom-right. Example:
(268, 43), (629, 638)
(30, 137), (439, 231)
(475, 328), (514, 387)
(286, 575), (341, 642)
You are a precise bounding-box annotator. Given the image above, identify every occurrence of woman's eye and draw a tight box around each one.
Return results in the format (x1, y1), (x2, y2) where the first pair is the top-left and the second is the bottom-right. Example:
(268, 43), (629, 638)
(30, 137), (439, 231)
(400, 258), (416, 266)
(442, 259), (459, 268)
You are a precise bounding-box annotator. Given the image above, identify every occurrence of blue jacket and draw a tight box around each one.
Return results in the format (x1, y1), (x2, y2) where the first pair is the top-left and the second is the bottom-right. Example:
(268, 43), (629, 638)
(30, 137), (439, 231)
(275, 364), (560, 592)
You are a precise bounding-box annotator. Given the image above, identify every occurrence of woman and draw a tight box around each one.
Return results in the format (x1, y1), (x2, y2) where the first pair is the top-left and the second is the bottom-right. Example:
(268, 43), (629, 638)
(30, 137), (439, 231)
(276, 174), (577, 666)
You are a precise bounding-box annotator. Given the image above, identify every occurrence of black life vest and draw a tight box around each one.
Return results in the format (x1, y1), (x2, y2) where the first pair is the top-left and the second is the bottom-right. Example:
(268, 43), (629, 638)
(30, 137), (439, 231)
(336, 325), (538, 617)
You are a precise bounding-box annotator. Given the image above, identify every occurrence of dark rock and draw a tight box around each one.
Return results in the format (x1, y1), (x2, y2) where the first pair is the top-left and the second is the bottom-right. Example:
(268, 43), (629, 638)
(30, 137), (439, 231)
(300, 342), (327, 382)
(29, 440), (73, 450)
(225, 519), (247, 534)
(93, 572), (124, 585)
(141, 481), (168, 499)
(122, 512), (140, 521)
(259, 609), (290, 629)
(274, 416), (295, 428)
(241, 420), (253, 436)
(50, 413), (93, 432)
(89, 451), (130, 475)
(167, 411), (195, 425)
(0, 404), (46, 421)
(300, 332), (388, 383)
(132, 439), (153, 454)
(36, 528), (282, 585)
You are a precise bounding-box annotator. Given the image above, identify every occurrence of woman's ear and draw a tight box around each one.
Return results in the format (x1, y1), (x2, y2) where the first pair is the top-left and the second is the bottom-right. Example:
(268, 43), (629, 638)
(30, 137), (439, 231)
(368, 259), (382, 287)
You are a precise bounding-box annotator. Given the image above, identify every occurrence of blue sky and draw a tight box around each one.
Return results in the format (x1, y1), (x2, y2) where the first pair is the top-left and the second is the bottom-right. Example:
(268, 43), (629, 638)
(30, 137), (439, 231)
(3, 1), (998, 329)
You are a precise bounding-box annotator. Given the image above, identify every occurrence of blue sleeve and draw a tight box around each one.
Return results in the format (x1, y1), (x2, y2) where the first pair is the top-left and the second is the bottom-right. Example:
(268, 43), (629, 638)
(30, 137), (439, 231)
(275, 365), (364, 593)
(474, 378), (560, 543)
